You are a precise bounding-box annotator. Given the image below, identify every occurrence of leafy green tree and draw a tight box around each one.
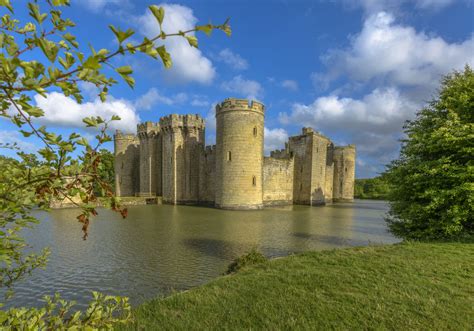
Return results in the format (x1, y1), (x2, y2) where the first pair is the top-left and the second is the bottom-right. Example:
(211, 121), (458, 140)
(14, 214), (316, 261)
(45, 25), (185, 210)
(385, 66), (474, 240)
(0, 0), (230, 327)
(93, 149), (115, 196)
(355, 175), (391, 200)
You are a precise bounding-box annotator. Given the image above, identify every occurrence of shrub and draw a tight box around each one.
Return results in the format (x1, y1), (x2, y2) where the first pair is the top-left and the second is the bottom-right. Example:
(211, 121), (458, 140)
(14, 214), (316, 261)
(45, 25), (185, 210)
(226, 249), (267, 274)
(0, 292), (132, 330)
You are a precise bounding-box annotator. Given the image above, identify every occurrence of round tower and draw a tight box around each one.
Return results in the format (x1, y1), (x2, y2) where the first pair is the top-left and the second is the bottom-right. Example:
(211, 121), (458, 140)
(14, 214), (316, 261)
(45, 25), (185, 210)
(215, 98), (265, 210)
(114, 131), (140, 197)
(137, 122), (161, 197)
(333, 145), (356, 202)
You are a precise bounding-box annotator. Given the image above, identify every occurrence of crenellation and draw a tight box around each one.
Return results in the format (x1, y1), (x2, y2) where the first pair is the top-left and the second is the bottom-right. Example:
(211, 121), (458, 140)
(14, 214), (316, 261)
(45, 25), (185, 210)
(114, 98), (356, 209)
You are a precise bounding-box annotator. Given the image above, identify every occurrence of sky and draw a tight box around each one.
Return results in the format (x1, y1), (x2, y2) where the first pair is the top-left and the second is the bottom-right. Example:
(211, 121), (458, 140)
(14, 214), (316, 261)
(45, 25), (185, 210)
(1, 0), (473, 178)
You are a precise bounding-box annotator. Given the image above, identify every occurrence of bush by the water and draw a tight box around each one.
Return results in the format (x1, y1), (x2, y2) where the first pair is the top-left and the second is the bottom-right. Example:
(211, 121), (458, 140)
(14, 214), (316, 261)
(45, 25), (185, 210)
(354, 176), (391, 200)
(385, 66), (474, 240)
(226, 249), (267, 274)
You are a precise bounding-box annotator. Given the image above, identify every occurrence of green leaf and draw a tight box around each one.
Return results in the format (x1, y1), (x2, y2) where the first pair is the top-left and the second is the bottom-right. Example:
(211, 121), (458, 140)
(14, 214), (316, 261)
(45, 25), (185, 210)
(156, 45), (172, 68)
(116, 66), (132, 75)
(83, 56), (101, 70)
(196, 24), (213, 36)
(82, 117), (98, 127)
(38, 39), (59, 62)
(186, 36), (198, 48)
(28, 3), (47, 24)
(108, 25), (135, 44)
(149, 5), (165, 25)
(111, 115), (121, 121)
(24, 107), (44, 117)
(52, 0), (70, 6)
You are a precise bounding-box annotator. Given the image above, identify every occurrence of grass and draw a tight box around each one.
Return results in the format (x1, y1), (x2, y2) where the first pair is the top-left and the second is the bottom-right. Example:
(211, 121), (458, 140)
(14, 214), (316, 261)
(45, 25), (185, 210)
(122, 242), (473, 330)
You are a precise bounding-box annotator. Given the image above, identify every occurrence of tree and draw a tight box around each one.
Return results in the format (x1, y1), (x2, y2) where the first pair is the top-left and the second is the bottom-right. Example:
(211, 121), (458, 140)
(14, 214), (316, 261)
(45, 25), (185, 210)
(385, 66), (474, 240)
(93, 149), (115, 196)
(0, 0), (230, 327)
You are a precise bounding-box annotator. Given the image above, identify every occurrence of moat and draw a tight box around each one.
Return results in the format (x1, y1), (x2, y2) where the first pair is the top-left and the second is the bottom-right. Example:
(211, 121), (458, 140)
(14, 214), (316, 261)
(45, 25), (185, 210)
(7, 200), (398, 309)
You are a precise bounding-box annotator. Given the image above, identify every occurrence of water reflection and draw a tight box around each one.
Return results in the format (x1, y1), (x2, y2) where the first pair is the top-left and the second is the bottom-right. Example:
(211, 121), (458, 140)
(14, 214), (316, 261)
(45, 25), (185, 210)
(4, 200), (398, 309)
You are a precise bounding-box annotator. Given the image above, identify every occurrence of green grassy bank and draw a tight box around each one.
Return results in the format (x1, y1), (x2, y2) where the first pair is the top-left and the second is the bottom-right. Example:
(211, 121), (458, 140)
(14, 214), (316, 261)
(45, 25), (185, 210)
(123, 242), (473, 330)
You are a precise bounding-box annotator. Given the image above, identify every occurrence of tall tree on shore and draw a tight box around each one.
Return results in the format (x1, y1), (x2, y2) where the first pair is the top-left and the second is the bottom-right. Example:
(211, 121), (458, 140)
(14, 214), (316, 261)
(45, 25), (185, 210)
(385, 66), (474, 240)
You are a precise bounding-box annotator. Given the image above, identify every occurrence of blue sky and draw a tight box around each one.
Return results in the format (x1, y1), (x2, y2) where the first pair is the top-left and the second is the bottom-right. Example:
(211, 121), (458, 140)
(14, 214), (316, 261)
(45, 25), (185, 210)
(1, 0), (473, 177)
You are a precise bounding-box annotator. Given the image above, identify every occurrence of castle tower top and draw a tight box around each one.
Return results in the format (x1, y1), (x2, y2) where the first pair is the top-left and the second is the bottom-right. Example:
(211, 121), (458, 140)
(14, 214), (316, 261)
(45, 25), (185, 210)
(114, 130), (138, 141)
(159, 114), (205, 130)
(137, 121), (160, 137)
(215, 98), (265, 116)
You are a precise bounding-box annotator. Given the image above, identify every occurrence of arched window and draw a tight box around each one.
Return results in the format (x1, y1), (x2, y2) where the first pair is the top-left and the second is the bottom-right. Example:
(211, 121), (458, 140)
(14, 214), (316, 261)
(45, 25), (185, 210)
(253, 127), (257, 137)
(252, 176), (256, 186)
(345, 167), (347, 173)
(227, 151), (232, 161)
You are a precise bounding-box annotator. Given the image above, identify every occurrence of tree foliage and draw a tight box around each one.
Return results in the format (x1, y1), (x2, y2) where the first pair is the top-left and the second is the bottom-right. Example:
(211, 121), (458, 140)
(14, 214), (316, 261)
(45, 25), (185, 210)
(354, 175), (391, 200)
(0, 0), (231, 327)
(385, 66), (474, 240)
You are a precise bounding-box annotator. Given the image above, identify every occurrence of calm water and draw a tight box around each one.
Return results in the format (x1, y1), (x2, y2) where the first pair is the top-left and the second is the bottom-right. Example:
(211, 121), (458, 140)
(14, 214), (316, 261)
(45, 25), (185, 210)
(6, 200), (398, 308)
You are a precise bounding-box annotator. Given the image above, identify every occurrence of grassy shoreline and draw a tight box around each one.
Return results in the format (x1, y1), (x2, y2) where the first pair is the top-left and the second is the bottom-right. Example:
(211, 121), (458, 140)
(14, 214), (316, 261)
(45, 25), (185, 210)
(121, 241), (473, 330)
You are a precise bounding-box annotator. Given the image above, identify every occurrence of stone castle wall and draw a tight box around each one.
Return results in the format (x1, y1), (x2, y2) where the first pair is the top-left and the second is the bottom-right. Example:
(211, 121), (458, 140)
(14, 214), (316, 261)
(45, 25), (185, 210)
(263, 156), (294, 206)
(333, 145), (356, 202)
(215, 99), (265, 210)
(137, 122), (161, 197)
(160, 114), (205, 204)
(114, 132), (140, 197)
(113, 98), (356, 209)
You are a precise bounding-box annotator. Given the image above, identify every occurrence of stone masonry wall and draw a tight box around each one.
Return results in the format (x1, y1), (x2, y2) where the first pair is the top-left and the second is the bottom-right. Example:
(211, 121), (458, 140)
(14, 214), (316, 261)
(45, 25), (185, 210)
(215, 98), (265, 210)
(137, 122), (161, 197)
(160, 114), (205, 204)
(114, 132), (140, 197)
(263, 157), (294, 205)
(199, 145), (216, 205)
(333, 145), (356, 201)
(288, 129), (314, 205)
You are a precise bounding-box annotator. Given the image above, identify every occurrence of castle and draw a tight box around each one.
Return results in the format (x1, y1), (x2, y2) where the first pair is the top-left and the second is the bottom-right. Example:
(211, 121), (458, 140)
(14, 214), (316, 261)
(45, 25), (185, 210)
(114, 98), (355, 209)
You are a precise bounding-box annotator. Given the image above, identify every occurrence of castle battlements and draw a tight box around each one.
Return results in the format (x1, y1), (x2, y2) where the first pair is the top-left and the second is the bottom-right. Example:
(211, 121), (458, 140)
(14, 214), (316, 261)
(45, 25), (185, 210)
(159, 114), (205, 130)
(270, 149), (290, 159)
(215, 98), (265, 115)
(114, 130), (138, 141)
(137, 121), (160, 136)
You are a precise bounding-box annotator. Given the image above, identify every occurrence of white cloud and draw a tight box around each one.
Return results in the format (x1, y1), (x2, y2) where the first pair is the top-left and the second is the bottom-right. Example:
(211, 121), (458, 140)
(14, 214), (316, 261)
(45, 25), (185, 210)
(80, 0), (131, 13)
(281, 80), (299, 91)
(221, 75), (264, 100)
(216, 48), (249, 70)
(320, 12), (474, 90)
(264, 127), (288, 155)
(137, 4), (216, 84)
(0, 130), (37, 153)
(280, 87), (417, 134)
(34, 92), (140, 133)
(134, 88), (188, 110)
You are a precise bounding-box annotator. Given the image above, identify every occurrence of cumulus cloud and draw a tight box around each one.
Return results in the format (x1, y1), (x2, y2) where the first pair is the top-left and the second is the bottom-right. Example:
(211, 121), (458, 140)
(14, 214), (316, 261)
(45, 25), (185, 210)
(134, 88), (187, 110)
(319, 12), (474, 90)
(279, 87), (418, 177)
(137, 4), (216, 84)
(281, 80), (299, 91)
(216, 48), (249, 70)
(280, 87), (417, 134)
(264, 127), (288, 155)
(221, 75), (264, 100)
(33, 92), (140, 133)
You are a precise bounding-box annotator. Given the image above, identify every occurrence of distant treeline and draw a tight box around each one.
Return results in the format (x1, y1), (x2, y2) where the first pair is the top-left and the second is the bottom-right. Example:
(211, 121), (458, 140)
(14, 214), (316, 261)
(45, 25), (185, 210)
(355, 175), (391, 200)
